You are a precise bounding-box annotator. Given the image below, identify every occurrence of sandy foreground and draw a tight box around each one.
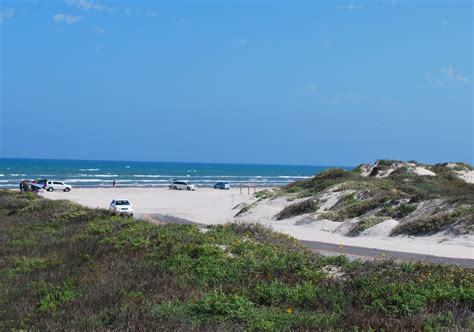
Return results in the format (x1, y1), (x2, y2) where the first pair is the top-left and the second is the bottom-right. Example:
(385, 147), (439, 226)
(45, 187), (474, 260)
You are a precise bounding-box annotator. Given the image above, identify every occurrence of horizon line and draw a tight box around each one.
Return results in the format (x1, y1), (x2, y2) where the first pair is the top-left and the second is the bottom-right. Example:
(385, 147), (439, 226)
(0, 156), (355, 169)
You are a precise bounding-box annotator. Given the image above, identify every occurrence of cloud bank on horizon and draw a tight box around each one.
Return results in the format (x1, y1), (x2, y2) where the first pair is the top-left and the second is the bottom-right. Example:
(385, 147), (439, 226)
(0, 0), (472, 165)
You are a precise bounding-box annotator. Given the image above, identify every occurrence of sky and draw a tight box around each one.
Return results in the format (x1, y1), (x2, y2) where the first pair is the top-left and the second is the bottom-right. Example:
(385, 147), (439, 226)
(0, 0), (472, 166)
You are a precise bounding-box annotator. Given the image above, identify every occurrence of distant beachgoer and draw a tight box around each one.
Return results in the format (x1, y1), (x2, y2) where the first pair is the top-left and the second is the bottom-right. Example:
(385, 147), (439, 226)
(113, 180), (116, 187)
(19, 182), (23, 191)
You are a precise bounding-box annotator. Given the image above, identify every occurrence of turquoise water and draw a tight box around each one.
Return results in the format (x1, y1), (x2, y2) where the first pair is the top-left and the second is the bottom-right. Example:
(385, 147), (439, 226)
(0, 158), (351, 188)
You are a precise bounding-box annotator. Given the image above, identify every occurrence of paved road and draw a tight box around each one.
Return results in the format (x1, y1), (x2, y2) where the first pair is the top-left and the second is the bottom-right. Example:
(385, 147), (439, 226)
(141, 214), (474, 268)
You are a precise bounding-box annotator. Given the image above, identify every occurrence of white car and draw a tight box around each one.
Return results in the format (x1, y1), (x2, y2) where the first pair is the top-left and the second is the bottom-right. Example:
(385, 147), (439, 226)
(169, 181), (197, 191)
(45, 181), (72, 192)
(110, 199), (134, 216)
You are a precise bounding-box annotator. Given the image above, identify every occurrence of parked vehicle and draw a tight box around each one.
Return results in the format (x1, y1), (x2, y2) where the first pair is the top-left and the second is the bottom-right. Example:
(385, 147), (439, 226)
(214, 182), (230, 190)
(45, 181), (72, 192)
(169, 181), (197, 191)
(109, 199), (134, 216)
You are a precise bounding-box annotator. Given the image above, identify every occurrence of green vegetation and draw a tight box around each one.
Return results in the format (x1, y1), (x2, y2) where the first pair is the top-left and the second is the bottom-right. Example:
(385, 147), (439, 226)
(391, 206), (474, 236)
(255, 189), (276, 200)
(348, 216), (388, 237)
(377, 202), (418, 219)
(275, 199), (319, 220)
(1, 190), (473, 330)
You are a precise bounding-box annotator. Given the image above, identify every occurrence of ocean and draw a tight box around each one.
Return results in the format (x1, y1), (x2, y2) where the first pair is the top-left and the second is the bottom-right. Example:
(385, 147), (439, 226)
(0, 158), (350, 189)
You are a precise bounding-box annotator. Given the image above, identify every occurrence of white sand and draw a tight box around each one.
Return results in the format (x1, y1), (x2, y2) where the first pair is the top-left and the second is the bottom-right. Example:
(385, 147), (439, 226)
(46, 187), (255, 223)
(46, 187), (474, 260)
(455, 170), (474, 184)
(412, 167), (436, 176)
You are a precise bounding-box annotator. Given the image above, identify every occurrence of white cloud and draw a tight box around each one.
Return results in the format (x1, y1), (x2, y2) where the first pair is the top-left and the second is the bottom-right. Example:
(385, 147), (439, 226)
(233, 39), (247, 47)
(441, 65), (470, 83)
(0, 7), (14, 23)
(53, 13), (81, 24)
(92, 26), (105, 33)
(65, 0), (110, 11)
(145, 10), (158, 17)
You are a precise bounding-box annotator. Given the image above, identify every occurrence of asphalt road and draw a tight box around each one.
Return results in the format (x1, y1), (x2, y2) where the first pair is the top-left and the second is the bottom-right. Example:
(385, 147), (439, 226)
(141, 213), (474, 268)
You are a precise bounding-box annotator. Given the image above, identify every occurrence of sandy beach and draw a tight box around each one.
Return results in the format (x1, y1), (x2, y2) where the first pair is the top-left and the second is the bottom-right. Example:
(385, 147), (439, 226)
(45, 187), (474, 260)
(46, 187), (257, 224)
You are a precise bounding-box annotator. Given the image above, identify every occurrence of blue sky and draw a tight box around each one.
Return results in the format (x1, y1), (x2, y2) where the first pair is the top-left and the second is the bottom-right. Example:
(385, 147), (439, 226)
(0, 0), (472, 166)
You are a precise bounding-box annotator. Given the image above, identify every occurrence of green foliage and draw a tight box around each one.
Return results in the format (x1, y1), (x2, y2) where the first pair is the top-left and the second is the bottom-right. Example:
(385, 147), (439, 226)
(322, 198), (381, 221)
(9, 257), (59, 276)
(348, 216), (387, 237)
(391, 207), (473, 236)
(33, 281), (79, 313)
(275, 199), (318, 220)
(255, 189), (275, 200)
(0, 189), (473, 330)
(377, 203), (418, 219)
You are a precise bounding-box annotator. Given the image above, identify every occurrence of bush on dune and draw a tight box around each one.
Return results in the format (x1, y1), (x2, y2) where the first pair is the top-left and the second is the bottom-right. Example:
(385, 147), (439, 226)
(391, 207), (474, 236)
(275, 199), (319, 220)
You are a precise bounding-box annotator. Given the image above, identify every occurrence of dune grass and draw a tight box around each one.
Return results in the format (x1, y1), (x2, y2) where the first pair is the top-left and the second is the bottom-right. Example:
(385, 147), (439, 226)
(0, 190), (473, 330)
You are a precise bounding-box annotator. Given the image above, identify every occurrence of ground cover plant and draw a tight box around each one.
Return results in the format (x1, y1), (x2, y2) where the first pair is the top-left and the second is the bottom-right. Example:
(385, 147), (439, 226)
(0, 190), (473, 330)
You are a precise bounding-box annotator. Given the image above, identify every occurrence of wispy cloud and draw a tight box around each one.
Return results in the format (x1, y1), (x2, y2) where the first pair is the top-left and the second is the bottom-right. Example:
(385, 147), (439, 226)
(440, 65), (470, 83)
(123, 7), (158, 17)
(65, 0), (111, 11)
(424, 74), (444, 87)
(320, 40), (333, 48)
(232, 39), (247, 47)
(441, 18), (448, 29)
(336, 3), (362, 11)
(332, 91), (368, 104)
(305, 84), (319, 93)
(0, 7), (14, 23)
(92, 26), (105, 33)
(53, 13), (81, 24)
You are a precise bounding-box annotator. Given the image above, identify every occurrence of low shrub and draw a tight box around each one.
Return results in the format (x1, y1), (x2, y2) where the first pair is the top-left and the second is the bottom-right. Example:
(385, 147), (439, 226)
(348, 216), (388, 237)
(391, 207), (473, 236)
(377, 203), (418, 219)
(275, 200), (318, 220)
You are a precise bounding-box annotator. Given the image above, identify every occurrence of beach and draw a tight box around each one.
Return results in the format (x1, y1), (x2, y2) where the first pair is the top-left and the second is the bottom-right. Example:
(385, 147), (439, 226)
(46, 187), (474, 260)
(46, 187), (256, 224)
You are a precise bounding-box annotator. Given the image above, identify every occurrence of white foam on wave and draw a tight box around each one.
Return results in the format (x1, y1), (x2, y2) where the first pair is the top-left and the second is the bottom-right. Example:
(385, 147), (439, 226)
(78, 168), (100, 171)
(75, 174), (118, 177)
(9, 174), (27, 177)
(0, 174), (4, 177)
(64, 179), (104, 183)
(278, 175), (311, 179)
(132, 175), (172, 178)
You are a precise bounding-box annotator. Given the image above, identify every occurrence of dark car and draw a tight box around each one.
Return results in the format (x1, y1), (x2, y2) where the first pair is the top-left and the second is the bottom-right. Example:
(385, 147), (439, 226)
(214, 182), (230, 190)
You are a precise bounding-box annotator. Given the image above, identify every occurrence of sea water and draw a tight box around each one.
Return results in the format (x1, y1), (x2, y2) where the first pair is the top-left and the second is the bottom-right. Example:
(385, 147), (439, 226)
(0, 158), (351, 188)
